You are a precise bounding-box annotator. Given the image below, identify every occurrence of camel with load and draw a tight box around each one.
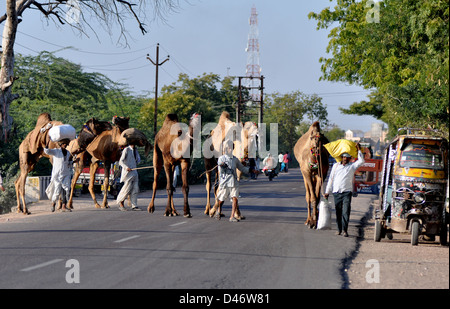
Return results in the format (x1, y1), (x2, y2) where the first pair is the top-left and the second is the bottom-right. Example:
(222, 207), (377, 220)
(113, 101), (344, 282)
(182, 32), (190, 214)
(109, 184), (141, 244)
(15, 113), (63, 214)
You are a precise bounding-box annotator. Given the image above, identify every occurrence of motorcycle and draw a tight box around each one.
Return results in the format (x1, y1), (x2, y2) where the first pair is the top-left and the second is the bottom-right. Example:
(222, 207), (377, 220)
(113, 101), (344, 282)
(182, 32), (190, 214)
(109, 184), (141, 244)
(263, 168), (278, 181)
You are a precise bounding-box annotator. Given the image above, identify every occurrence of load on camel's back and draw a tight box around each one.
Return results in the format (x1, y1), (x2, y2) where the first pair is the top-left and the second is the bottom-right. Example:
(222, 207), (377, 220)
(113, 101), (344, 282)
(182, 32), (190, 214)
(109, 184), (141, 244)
(294, 121), (330, 229)
(15, 113), (75, 215)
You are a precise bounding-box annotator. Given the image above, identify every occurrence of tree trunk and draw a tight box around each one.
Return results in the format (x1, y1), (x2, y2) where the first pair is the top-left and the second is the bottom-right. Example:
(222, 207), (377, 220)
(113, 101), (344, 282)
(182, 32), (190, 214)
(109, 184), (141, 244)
(0, 0), (19, 143)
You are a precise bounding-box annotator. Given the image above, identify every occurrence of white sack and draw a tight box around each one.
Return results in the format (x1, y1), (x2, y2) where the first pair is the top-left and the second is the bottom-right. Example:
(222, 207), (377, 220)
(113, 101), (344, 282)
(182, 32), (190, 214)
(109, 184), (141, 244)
(317, 200), (332, 230)
(48, 124), (76, 142)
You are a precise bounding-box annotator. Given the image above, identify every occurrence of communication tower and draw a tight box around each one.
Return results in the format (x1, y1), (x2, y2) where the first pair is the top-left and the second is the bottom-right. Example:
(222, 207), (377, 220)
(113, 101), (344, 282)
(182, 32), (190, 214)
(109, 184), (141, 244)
(245, 5), (261, 102)
(237, 6), (264, 124)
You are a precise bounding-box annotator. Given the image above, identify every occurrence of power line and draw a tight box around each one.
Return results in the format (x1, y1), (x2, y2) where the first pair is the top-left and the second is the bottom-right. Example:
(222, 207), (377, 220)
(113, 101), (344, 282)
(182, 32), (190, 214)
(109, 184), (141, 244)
(16, 30), (156, 55)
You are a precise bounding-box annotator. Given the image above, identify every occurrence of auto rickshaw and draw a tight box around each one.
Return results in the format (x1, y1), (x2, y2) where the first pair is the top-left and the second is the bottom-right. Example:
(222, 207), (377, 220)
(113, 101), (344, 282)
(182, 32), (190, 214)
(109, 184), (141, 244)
(374, 128), (448, 246)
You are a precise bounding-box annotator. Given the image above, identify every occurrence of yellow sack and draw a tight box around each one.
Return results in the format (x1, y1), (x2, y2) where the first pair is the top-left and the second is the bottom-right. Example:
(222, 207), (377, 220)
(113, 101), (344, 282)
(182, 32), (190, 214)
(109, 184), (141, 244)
(324, 139), (358, 162)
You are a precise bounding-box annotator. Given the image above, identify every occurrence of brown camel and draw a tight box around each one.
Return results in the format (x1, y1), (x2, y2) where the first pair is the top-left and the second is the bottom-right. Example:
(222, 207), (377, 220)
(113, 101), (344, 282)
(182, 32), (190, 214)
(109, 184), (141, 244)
(67, 116), (131, 209)
(203, 112), (258, 219)
(147, 113), (200, 217)
(293, 121), (330, 229)
(15, 113), (63, 215)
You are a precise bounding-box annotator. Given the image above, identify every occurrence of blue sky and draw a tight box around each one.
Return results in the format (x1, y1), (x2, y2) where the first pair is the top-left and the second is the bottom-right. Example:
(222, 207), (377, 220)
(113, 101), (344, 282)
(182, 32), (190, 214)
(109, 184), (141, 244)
(7, 0), (385, 132)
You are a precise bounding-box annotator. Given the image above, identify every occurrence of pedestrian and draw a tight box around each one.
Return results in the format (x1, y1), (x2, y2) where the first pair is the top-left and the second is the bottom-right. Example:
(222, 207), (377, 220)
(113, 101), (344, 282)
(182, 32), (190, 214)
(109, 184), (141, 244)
(116, 143), (141, 211)
(283, 151), (291, 173)
(44, 138), (73, 212)
(0, 174), (5, 192)
(324, 143), (365, 237)
(278, 152), (284, 172)
(210, 139), (257, 222)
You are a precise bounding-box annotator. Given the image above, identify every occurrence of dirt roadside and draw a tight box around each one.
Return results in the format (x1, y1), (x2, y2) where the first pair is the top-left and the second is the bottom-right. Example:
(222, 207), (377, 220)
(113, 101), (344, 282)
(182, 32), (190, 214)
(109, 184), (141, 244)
(346, 199), (449, 289)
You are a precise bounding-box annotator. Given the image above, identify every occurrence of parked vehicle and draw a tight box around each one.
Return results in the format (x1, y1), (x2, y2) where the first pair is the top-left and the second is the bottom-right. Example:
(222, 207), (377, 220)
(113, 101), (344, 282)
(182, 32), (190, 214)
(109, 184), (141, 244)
(374, 128), (448, 245)
(74, 162), (120, 199)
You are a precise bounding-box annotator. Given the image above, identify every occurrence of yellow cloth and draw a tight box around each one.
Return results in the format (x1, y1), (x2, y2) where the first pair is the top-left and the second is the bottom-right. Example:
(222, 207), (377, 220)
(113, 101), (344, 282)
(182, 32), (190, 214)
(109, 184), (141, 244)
(324, 139), (358, 162)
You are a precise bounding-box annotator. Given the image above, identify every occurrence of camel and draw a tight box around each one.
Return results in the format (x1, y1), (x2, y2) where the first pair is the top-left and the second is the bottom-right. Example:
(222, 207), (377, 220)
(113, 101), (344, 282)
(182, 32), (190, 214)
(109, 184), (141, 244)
(147, 113), (200, 217)
(15, 113), (63, 215)
(203, 112), (258, 219)
(293, 121), (330, 229)
(67, 116), (132, 209)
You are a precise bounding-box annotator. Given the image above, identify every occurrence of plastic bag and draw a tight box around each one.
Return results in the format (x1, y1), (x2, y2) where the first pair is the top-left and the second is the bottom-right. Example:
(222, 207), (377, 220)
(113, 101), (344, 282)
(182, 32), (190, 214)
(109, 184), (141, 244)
(48, 124), (76, 142)
(317, 199), (332, 230)
(324, 139), (358, 162)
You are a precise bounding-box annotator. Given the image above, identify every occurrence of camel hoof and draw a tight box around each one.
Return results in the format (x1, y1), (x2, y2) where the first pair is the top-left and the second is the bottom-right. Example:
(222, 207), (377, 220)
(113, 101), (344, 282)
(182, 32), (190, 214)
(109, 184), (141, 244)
(147, 206), (155, 213)
(184, 213), (192, 218)
(95, 203), (102, 209)
(209, 208), (217, 217)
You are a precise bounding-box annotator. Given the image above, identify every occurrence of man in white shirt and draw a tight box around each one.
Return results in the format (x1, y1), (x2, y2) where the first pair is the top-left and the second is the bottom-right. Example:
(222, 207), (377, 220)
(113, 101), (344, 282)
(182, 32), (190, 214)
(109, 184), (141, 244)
(44, 139), (73, 212)
(324, 143), (365, 237)
(116, 143), (141, 211)
(210, 139), (257, 222)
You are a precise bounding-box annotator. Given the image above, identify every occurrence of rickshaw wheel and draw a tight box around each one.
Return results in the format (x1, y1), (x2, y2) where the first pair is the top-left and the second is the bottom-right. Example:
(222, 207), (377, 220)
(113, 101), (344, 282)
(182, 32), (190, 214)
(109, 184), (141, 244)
(411, 221), (420, 246)
(374, 220), (383, 242)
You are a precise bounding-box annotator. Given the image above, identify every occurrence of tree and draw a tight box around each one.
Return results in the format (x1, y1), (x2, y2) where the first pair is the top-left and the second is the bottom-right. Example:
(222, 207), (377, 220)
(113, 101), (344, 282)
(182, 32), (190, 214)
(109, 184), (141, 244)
(0, 0), (181, 142)
(140, 73), (237, 132)
(309, 0), (449, 135)
(10, 51), (141, 138)
(264, 91), (328, 152)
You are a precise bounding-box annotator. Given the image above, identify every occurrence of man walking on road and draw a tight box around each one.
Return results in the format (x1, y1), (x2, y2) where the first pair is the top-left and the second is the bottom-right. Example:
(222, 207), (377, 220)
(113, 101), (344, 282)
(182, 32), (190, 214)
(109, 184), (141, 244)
(324, 143), (365, 237)
(116, 143), (141, 211)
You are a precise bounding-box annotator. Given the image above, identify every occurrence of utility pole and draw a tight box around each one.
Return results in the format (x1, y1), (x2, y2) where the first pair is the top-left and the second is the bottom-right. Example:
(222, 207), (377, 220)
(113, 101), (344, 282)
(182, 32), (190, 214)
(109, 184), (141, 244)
(146, 43), (169, 138)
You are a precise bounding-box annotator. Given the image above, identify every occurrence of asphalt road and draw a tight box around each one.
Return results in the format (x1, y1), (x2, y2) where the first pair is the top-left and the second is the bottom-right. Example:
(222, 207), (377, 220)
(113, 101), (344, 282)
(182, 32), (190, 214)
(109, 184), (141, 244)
(0, 169), (368, 292)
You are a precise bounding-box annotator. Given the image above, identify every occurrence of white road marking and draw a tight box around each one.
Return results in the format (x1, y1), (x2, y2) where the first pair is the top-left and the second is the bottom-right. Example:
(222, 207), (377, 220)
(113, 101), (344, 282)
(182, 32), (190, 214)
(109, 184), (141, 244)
(20, 259), (64, 272)
(169, 221), (188, 227)
(114, 235), (141, 243)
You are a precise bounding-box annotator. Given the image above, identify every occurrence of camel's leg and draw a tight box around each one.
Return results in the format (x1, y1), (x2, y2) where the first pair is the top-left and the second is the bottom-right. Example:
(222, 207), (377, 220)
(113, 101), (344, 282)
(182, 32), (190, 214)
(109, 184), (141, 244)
(68, 155), (84, 209)
(148, 148), (163, 213)
(101, 162), (111, 209)
(14, 174), (24, 214)
(15, 176), (22, 214)
(204, 171), (212, 215)
(88, 161), (102, 208)
(180, 160), (191, 218)
(163, 163), (177, 216)
(304, 184), (312, 226)
(15, 165), (30, 215)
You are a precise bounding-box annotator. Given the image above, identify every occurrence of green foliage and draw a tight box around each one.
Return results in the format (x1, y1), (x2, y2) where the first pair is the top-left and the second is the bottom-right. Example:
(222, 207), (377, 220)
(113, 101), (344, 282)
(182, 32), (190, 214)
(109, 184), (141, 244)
(309, 0), (449, 136)
(140, 73), (239, 134)
(264, 91), (328, 152)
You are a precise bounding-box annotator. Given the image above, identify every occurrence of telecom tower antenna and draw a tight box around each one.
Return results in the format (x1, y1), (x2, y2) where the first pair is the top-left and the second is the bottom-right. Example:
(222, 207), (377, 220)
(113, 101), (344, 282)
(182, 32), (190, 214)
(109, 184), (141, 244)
(245, 5), (261, 102)
(237, 5), (264, 125)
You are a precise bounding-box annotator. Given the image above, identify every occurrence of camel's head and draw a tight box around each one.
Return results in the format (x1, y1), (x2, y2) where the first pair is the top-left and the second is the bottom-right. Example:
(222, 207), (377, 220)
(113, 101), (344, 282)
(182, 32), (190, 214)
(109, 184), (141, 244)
(85, 118), (112, 135)
(112, 116), (130, 132)
(308, 121), (329, 156)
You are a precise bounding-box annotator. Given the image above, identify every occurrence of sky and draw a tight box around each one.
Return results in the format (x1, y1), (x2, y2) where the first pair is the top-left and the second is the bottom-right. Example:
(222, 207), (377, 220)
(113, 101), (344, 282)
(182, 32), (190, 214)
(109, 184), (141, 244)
(5, 0), (386, 133)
